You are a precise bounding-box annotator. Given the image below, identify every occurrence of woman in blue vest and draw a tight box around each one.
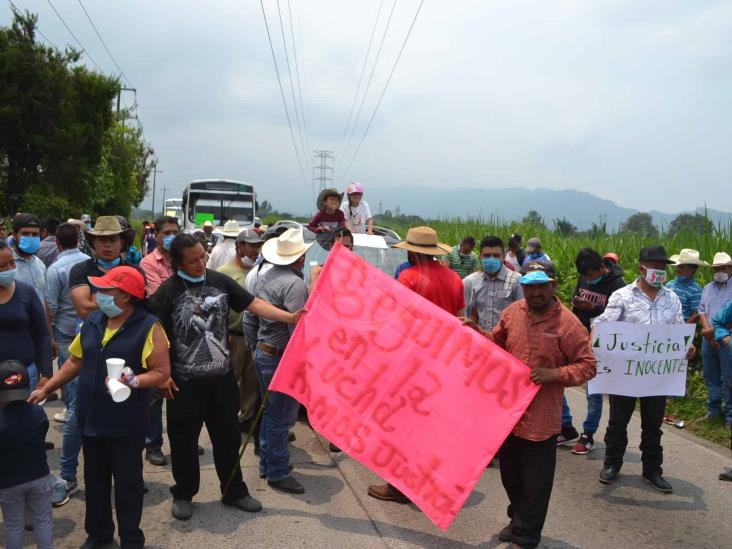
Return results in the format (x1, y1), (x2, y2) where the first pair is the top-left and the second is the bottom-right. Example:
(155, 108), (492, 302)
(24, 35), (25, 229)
(30, 266), (170, 549)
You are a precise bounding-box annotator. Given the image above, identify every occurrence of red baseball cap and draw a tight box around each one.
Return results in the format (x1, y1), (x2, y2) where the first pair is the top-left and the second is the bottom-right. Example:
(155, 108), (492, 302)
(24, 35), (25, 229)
(88, 266), (145, 299)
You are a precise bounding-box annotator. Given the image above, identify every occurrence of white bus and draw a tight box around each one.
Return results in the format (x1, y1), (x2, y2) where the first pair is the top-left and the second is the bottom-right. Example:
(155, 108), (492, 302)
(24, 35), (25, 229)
(163, 198), (182, 224)
(181, 179), (256, 233)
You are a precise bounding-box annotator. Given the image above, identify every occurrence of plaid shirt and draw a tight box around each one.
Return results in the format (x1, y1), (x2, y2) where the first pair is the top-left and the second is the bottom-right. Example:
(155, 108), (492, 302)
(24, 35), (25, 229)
(465, 266), (523, 331)
(491, 300), (596, 441)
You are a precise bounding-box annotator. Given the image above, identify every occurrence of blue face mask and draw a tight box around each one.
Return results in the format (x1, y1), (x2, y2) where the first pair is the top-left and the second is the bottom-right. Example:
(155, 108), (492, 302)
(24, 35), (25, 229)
(0, 268), (17, 287)
(97, 257), (121, 269)
(96, 292), (123, 318)
(586, 274), (603, 286)
(481, 257), (502, 274)
(18, 235), (41, 255)
(676, 275), (690, 283)
(177, 270), (205, 283)
(162, 234), (176, 251)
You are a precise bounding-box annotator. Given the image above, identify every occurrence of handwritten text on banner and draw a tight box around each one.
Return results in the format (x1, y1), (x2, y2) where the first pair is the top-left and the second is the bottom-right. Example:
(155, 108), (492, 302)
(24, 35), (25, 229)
(588, 321), (695, 397)
(269, 243), (539, 530)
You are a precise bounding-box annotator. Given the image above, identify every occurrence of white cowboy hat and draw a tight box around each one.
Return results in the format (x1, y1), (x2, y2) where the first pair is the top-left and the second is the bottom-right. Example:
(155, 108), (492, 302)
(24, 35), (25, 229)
(220, 220), (242, 237)
(712, 252), (732, 267)
(262, 227), (314, 265)
(670, 249), (710, 267)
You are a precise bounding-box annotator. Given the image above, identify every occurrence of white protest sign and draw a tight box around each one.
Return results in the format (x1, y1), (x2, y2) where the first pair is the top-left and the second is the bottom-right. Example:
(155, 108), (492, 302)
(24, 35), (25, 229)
(588, 321), (695, 397)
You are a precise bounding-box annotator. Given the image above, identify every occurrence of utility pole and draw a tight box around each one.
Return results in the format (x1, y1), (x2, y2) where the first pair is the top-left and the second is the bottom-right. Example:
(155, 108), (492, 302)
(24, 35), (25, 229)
(160, 187), (169, 215)
(116, 86), (137, 116)
(151, 164), (162, 217)
(312, 150), (334, 194)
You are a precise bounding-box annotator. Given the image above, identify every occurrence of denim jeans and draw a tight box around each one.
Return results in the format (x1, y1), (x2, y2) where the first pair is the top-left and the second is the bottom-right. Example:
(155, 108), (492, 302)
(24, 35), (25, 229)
(701, 339), (732, 421)
(254, 347), (300, 482)
(145, 390), (164, 450)
(561, 390), (603, 435)
(60, 378), (82, 483)
(0, 475), (54, 549)
(26, 363), (38, 392)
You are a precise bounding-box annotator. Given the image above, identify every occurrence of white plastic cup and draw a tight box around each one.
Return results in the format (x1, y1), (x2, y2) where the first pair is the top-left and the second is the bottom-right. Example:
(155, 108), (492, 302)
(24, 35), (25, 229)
(106, 378), (131, 403)
(106, 358), (125, 380)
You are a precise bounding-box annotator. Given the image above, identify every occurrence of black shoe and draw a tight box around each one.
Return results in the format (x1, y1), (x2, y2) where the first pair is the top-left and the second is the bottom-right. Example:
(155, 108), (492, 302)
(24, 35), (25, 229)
(80, 537), (113, 549)
(268, 476), (305, 494)
(288, 431), (296, 442)
(498, 522), (513, 542)
(197, 445), (204, 455)
(145, 448), (167, 466)
(556, 426), (580, 446)
(598, 466), (620, 484)
(643, 473), (672, 493)
(222, 495), (263, 513)
(172, 499), (193, 520)
(719, 470), (732, 482)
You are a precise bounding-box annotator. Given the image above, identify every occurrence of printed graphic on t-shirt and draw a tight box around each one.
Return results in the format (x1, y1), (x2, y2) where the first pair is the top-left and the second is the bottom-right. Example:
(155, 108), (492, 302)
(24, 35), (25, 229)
(578, 288), (608, 307)
(171, 286), (230, 381)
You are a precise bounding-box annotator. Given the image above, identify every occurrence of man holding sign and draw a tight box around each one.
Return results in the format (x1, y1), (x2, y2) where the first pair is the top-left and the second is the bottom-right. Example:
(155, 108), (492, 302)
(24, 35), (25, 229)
(592, 246), (694, 493)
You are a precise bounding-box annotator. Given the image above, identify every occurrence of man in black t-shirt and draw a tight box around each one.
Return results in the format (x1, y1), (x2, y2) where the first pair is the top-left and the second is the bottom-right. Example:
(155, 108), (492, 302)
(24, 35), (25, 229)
(149, 234), (303, 521)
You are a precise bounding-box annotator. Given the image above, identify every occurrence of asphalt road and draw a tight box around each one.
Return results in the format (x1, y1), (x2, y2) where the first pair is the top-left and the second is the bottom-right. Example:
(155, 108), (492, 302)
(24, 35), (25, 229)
(6, 387), (732, 548)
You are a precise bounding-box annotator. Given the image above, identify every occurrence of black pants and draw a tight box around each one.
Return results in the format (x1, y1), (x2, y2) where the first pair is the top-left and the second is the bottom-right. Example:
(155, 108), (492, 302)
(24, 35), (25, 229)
(167, 370), (249, 502)
(604, 394), (665, 475)
(82, 434), (145, 548)
(498, 433), (557, 549)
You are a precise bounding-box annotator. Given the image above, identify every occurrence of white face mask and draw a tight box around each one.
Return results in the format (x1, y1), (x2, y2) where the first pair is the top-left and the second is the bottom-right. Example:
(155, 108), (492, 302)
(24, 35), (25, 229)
(642, 267), (667, 288)
(714, 272), (730, 284)
(242, 256), (256, 268)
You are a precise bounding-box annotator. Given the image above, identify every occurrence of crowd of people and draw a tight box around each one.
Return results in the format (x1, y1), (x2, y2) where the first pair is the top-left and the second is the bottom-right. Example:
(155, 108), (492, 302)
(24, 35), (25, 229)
(1, 188), (731, 549)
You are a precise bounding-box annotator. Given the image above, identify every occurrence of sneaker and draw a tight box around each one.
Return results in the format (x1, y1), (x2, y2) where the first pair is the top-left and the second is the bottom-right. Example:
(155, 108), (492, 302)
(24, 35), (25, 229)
(556, 426), (580, 446)
(52, 479), (78, 507)
(53, 409), (67, 423)
(571, 434), (594, 455)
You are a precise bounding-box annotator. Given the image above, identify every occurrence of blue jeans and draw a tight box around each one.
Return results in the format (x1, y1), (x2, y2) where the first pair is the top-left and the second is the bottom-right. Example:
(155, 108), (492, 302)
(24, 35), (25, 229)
(561, 390), (603, 435)
(26, 363), (38, 392)
(701, 339), (732, 421)
(60, 378), (82, 483)
(254, 348), (300, 482)
(145, 390), (164, 450)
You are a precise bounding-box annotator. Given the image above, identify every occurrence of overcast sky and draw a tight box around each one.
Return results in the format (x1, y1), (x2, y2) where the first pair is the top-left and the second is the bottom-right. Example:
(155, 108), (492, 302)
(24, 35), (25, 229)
(5, 0), (732, 215)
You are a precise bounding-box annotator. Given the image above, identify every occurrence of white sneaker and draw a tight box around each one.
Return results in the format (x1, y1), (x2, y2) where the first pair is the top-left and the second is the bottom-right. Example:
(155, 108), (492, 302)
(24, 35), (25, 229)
(53, 409), (67, 423)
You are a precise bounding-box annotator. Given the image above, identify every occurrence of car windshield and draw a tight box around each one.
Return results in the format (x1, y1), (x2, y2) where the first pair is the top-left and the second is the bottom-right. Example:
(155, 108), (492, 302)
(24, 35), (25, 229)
(301, 226), (406, 284)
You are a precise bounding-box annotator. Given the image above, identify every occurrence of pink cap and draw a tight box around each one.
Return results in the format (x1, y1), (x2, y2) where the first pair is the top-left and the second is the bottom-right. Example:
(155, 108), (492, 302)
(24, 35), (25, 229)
(347, 182), (364, 195)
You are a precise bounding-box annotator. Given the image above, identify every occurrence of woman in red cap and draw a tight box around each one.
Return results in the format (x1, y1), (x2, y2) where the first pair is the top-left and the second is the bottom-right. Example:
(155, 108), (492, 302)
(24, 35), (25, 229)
(30, 266), (170, 549)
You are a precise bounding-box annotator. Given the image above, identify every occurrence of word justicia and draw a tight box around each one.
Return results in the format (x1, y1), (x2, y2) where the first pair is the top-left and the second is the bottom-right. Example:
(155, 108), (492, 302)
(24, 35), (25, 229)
(601, 332), (687, 354)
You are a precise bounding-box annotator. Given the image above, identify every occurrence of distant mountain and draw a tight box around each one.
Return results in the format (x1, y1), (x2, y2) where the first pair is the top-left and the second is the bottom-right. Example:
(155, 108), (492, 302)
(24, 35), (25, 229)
(357, 186), (732, 230)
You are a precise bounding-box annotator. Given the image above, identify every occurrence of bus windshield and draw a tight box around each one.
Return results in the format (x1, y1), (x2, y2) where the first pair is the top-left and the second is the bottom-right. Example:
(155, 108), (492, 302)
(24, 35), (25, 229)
(187, 192), (254, 225)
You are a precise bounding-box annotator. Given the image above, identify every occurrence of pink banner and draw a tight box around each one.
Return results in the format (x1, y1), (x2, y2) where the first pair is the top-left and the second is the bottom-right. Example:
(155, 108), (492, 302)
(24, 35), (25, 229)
(269, 243), (539, 530)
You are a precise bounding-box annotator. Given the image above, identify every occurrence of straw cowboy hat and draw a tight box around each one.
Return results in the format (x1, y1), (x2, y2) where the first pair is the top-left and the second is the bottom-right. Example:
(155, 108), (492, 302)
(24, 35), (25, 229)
(670, 249), (710, 267)
(262, 227), (314, 266)
(392, 226), (452, 256)
(316, 188), (343, 211)
(84, 216), (135, 239)
(220, 220), (243, 238)
(712, 252), (732, 267)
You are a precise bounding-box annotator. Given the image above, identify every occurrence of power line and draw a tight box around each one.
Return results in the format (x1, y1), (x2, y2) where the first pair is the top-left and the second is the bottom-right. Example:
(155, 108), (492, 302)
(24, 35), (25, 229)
(334, 0), (384, 162)
(334, 0), (398, 178)
(337, 0), (425, 185)
(259, 0), (309, 186)
(44, 0), (104, 73)
(275, 0), (308, 170)
(286, 0), (311, 163)
(76, 0), (132, 87)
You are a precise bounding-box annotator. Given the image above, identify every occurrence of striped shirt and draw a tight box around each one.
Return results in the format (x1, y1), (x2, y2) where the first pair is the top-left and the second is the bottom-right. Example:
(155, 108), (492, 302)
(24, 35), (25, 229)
(591, 281), (683, 327)
(666, 277), (702, 321)
(445, 246), (480, 279)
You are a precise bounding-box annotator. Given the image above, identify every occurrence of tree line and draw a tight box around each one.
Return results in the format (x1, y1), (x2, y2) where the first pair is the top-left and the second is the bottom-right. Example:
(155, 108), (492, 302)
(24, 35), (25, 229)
(0, 9), (153, 221)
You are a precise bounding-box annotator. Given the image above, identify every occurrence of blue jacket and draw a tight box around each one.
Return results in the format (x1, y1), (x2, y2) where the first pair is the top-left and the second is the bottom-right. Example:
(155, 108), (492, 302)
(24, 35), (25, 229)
(0, 401), (49, 488)
(76, 306), (157, 438)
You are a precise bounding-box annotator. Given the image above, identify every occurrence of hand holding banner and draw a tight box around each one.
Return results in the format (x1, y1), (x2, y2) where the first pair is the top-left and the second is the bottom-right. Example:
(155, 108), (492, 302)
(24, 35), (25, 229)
(588, 321), (695, 397)
(269, 243), (539, 530)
